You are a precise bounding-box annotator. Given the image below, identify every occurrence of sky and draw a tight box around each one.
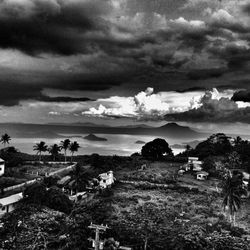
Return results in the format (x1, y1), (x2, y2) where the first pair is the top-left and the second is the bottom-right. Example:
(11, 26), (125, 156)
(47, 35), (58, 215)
(2, 0), (250, 133)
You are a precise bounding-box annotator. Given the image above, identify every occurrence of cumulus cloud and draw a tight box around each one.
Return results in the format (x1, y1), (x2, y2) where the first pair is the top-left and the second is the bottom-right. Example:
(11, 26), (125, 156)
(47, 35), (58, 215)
(81, 87), (235, 120)
(165, 88), (250, 123)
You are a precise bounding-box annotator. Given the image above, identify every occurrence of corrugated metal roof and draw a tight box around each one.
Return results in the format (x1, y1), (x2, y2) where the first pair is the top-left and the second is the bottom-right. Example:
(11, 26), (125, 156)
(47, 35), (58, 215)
(0, 192), (23, 206)
(57, 175), (71, 185)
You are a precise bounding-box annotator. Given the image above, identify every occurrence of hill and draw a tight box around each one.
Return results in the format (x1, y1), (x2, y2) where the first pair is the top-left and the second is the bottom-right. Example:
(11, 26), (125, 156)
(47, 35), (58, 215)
(83, 134), (108, 141)
(0, 122), (205, 139)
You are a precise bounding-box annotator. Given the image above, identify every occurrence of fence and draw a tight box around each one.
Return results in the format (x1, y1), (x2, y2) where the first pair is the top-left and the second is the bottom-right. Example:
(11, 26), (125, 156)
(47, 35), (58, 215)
(3, 162), (77, 193)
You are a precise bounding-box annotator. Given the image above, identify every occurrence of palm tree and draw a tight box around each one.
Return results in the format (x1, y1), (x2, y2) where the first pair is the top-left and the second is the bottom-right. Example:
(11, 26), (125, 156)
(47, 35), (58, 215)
(33, 141), (48, 161)
(69, 141), (80, 162)
(222, 171), (247, 225)
(70, 164), (90, 193)
(0, 133), (11, 148)
(48, 144), (61, 161)
(60, 139), (71, 162)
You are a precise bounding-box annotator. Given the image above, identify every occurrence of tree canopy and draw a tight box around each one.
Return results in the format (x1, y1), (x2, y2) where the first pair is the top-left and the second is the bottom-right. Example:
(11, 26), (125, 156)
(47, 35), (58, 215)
(141, 138), (173, 160)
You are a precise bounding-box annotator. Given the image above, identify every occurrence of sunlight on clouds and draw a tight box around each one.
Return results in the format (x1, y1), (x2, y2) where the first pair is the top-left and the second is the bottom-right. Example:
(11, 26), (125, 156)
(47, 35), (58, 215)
(82, 87), (236, 120)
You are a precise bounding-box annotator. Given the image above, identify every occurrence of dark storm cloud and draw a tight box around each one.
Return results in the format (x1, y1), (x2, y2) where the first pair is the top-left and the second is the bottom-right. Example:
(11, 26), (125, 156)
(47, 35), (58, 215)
(186, 68), (226, 80)
(2, 0), (250, 114)
(176, 87), (207, 93)
(0, 79), (93, 106)
(0, 68), (135, 106)
(231, 90), (250, 103)
(165, 90), (250, 123)
(0, 0), (121, 55)
(165, 106), (250, 123)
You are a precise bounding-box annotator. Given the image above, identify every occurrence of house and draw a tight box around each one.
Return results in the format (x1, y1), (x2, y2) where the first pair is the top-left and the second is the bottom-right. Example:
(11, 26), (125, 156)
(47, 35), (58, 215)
(98, 171), (115, 189)
(187, 157), (203, 171)
(192, 161), (203, 171)
(0, 192), (23, 217)
(57, 175), (71, 187)
(0, 158), (5, 176)
(69, 191), (87, 202)
(196, 171), (209, 181)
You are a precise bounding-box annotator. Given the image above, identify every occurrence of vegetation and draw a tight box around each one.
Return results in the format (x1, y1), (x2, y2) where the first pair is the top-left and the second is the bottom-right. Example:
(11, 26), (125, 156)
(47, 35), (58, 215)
(69, 141), (80, 162)
(33, 141), (48, 161)
(23, 182), (73, 214)
(0, 133), (11, 148)
(48, 144), (61, 161)
(141, 138), (173, 160)
(60, 139), (71, 162)
(0, 133), (250, 250)
(222, 171), (247, 226)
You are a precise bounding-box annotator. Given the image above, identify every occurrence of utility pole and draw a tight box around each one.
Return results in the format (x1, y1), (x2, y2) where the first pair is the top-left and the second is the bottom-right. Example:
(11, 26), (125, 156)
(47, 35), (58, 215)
(88, 222), (109, 250)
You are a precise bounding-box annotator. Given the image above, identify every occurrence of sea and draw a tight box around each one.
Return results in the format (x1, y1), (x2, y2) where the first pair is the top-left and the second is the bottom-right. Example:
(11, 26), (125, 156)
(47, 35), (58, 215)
(10, 133), (195, 156)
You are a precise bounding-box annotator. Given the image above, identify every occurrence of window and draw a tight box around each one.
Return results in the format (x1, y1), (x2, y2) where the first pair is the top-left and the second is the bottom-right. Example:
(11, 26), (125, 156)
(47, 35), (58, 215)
(1, 206), (5, 211)
(0, 168), (1, 171)
(103, 180), (106, 183)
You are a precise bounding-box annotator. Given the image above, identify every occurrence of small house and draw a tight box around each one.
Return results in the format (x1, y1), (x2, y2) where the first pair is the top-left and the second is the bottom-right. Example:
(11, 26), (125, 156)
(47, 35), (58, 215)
(0, 192), (23, 217)
(196, 171), (209, 181)
(188, 157), (203, 171)
(98, 171), (115, 189)
(0, 158), (5, 176)
(192, 161), (203, 171)
(188, 157), (199, 164)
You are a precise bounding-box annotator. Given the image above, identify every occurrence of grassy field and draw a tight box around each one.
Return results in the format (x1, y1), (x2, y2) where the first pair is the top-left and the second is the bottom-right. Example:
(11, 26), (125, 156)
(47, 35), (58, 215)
(101, 161), (250, 248)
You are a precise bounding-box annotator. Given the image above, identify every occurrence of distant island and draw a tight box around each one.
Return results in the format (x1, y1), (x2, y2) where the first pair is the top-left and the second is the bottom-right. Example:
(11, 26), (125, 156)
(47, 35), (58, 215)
(83, 134), (108, 141)
(135, 140), (145, 144)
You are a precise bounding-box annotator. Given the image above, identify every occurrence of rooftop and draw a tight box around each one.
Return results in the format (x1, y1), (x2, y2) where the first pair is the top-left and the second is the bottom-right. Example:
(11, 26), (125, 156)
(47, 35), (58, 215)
(0, 192), (23, 207)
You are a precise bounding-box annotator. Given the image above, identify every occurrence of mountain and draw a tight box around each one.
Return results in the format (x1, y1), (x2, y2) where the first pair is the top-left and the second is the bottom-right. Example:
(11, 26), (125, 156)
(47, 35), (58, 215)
(83, 134), (108, 141)
(135, 140), (146, 144)
(47, 122), (110, 127)
(116, 124), (153, 129)
(0, 122), (205, 139)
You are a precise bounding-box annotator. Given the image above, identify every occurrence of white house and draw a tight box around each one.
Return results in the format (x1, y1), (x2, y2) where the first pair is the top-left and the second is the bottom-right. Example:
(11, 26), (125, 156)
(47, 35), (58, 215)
(196, 171), (209, 181)
(188, 157), (203, 171)
(188, 157), (199, 164)
(0, 192), (23, 217)
(0, 158), (5, 176)
(98, 171), (115, 189)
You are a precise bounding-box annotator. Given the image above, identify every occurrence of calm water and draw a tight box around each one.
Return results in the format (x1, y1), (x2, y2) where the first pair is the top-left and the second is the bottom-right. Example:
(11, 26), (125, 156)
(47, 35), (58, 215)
(11, 134), (191, 156)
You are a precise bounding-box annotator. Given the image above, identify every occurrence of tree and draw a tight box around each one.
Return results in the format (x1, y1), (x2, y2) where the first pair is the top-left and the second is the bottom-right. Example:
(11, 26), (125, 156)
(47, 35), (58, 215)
(48, 144), (61, 161)
(33, 141), (48, 161)
(0, 133), (11, 148)
(141, 138), (173, 160)
(60, 139), (71, 162)
(46, 187), (73, 214)
(70, 164), (91, 193)
(69, 141), (80, 162)
(225, 151), (242, 169)
(195, 133), (232, 159)
(222, 171), (247, 226)
(23, 182), (47, 205)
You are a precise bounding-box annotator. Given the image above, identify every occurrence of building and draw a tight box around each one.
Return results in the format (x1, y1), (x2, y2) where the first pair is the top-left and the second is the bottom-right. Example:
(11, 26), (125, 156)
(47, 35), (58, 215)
(0, 158), (5, 176)
(196, 171), (209, 181)
(0, 192), (23, 217)
(188, 157), (199, 164)
(188, 157), (203, 171)
(98, 171), (115, 189)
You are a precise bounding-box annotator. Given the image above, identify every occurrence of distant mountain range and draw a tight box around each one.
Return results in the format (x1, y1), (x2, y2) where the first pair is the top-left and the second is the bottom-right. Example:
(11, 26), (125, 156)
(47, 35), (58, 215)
(0, 122), (206, 139)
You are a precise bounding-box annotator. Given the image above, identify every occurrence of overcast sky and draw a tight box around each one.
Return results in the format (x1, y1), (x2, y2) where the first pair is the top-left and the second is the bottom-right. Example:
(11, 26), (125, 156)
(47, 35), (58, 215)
(2, 0), (250, 131)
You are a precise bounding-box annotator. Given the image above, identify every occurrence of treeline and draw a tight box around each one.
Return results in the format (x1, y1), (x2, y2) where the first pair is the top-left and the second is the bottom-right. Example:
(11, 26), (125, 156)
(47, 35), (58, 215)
(178, 133), (250, 173)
